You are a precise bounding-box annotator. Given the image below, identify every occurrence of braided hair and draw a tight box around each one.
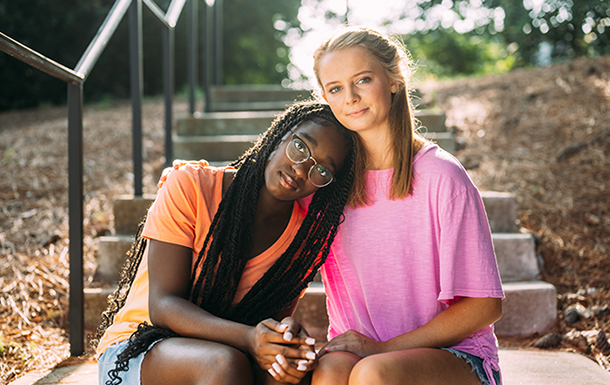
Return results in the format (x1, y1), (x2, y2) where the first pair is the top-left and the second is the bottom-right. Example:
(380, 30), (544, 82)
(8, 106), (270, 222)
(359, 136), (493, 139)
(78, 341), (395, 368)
(92, 101), (356, 384)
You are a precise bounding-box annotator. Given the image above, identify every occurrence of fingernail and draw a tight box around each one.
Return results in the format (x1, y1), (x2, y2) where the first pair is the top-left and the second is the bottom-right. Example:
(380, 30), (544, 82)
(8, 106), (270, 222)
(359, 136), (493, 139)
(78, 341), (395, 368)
(283, 331), (293, 342)
(305, 337), (316, 345)
(279, 323), (289, 331)
(272, 362), (282, 373)
(298, 360), (308, 366)
(297, 364), (307, 371)
(306, 351), (316, 360)
(268, 368), (276, 377)
(275, 354), (285, 365)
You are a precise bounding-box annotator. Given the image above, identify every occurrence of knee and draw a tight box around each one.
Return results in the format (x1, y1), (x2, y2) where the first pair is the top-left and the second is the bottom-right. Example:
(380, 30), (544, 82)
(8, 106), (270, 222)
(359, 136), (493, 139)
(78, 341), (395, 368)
(205, 347), (252, 384)
(349, 356), (391, 385)
(312, 352), (359, 385)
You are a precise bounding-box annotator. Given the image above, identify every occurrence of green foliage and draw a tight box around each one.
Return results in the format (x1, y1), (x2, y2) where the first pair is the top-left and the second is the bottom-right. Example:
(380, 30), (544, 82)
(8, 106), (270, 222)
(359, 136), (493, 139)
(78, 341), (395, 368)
(399, 0), (608, 72)
(501, 0), (610, 65)
(404, 29), (516, 79)
(429, 0), (610, 66)
(0, 0), (300, 111)
(222, 0), (300, 85)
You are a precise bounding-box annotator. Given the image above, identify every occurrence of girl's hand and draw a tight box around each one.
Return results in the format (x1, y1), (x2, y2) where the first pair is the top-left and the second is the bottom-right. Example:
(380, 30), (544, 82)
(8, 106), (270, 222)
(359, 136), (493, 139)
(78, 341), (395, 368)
(267, 317), (317, 382)
(317, 329), (382, 359)
(157, 159), (209, 188)
(247, 318), (316, 383)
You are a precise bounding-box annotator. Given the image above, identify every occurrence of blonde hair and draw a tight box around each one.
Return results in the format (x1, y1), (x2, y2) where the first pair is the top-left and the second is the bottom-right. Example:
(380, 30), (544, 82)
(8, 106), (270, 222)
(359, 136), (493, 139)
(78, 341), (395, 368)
(313, 27), (420, 206)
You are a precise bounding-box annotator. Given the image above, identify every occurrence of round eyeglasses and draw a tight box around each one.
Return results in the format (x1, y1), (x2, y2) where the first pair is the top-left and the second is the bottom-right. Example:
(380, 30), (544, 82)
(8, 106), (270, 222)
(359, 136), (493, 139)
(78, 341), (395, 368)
(285, 135), (334, 188)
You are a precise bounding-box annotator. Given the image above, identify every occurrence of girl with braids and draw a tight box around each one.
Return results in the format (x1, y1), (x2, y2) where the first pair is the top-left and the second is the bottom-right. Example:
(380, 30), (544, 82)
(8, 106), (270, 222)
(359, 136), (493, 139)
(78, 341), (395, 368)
(93, 101), (357, 385)
(275, 27), (503, 385)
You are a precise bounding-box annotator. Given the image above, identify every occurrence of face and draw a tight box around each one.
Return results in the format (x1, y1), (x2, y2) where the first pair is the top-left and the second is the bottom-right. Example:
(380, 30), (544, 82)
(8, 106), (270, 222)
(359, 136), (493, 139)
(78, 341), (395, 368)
(264, 120), (348, 202)
(317, 46), (398, 137)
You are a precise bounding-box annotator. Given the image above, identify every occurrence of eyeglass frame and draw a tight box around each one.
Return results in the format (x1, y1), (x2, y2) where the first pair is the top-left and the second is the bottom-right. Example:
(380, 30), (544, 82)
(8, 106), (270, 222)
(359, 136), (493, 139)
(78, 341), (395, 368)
(285, 134), (335, 188)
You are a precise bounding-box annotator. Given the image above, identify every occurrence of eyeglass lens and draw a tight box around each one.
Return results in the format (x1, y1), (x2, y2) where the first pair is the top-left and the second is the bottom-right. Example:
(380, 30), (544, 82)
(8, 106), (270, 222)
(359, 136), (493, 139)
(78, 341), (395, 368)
(286, 136), (334, 187)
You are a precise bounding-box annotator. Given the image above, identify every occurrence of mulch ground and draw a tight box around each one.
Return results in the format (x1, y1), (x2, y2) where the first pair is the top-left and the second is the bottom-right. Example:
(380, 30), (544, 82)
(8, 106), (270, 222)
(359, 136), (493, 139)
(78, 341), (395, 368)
(1, 55), (609, 383)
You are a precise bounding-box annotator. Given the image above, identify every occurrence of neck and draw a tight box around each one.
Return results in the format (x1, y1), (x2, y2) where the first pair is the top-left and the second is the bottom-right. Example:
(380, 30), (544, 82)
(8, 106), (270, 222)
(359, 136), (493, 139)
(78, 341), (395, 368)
(359, 128), (393, 170)
(255, 190), (294, 222)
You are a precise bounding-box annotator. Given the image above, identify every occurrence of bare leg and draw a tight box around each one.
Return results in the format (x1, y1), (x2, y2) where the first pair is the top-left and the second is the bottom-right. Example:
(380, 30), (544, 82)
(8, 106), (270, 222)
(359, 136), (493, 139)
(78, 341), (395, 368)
(141, 337), (253, 385)
(349, 348), (482, 385)
(311, 351), (360, 385)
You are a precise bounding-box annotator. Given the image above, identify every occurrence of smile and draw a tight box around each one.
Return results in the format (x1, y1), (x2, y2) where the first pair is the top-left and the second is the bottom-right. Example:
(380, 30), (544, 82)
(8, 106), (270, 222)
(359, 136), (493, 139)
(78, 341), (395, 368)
(347, 108), (368, 118)
(279, 171), (297, 190)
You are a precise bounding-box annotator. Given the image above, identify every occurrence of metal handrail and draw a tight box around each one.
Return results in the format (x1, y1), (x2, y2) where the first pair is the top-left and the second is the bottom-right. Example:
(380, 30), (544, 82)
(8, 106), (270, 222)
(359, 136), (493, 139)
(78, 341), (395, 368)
(0, 32), (82, 84)
(75, 0), (133, 79)
(0, 0), (201, 356)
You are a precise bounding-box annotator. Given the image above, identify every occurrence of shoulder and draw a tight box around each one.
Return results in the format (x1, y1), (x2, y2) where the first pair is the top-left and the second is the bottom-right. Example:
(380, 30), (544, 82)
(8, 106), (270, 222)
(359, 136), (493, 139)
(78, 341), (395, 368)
(412, 143), (479, 202)
(414, 143), (472, 183)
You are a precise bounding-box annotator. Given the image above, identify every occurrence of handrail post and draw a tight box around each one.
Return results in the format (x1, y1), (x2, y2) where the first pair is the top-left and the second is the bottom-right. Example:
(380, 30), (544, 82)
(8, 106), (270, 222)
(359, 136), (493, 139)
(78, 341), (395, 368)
(163, 26), (175, 167)
(130, 0), (144, 197)
(67, 81), (84, 356)
(213, 0), (222, 85)
(203, 1), (212, 113)
(188, 0), (198, 115)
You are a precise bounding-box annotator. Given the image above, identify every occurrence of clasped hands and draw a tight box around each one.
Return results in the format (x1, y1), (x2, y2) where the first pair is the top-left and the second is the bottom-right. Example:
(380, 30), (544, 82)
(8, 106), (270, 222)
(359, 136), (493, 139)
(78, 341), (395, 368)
(248, 317), (317, 384)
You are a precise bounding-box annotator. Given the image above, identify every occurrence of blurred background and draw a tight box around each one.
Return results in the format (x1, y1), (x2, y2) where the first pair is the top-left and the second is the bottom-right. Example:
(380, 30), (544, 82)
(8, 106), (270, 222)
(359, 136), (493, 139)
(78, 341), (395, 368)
(1, 0), (608, 111)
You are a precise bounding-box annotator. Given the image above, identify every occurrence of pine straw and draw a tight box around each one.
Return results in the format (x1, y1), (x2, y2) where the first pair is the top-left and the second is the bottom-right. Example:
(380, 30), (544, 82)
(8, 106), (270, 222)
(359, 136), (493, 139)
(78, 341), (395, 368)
(0, 99), (188, 384)
(1, 55), (609, 383)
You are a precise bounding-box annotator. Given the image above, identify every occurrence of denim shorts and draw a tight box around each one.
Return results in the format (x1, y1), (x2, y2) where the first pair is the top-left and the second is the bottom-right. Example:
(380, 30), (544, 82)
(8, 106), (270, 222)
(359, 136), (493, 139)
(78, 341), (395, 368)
(442, 348), (502, 385)
(98, 339), (160, 385)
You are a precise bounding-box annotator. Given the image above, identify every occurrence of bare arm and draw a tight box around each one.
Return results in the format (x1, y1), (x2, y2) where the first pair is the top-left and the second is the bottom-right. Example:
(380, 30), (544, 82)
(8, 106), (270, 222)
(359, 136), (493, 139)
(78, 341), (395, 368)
(147, 239), (314, 362)
(320, 297), (502, 357)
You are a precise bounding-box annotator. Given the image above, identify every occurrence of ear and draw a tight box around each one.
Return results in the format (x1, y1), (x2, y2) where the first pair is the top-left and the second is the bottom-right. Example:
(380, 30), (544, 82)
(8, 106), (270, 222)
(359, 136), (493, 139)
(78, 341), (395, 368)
(390, 81), (399, 94)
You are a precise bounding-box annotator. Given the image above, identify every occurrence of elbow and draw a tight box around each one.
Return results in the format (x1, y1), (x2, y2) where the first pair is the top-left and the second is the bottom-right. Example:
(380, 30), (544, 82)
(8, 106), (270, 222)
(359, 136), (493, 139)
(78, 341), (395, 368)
(148, 294), (175, 329)
(490, 297), (503, 324)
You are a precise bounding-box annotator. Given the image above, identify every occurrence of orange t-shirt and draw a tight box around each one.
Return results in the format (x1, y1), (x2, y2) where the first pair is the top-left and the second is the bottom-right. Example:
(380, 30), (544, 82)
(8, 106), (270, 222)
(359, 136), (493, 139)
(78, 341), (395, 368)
(96, 162), (305, 356)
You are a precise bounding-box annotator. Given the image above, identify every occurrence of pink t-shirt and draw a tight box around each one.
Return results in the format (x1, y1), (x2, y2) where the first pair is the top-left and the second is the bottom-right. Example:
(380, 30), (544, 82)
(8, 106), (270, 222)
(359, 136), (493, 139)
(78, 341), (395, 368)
(320, 143), (504, 383)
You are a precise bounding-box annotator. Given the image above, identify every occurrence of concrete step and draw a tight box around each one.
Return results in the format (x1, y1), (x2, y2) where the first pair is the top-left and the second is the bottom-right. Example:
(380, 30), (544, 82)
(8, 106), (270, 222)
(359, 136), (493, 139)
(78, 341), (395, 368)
(294, 280), (557, 340)
(493, 233), (539, 282)
(173, 134), (259, 161)
(173, 131), (455, 162)
(176, 110), (449, 137)
(209, 101), (305, 112)
(292, 283), (328, 341)
(415, 109), (447, 133)
(112, 195), (155, 235)
(481, 191), (518, 233)
(84, 287), (115, 330)
(95, 235), (134, 283)
(84, 280), (557, 343)
(210, 85), (311, 104)
(12, 348), (610, 385)
(177, 111), (279, 136)
(423, 131), (456, 154)
(495, 281), (557, 336)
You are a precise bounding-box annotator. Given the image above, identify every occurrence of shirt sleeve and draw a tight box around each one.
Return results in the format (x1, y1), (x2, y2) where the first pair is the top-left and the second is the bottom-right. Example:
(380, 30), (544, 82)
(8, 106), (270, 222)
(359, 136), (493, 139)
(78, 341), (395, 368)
(437, 187), (505, 303)
(142, 165), (205, 249)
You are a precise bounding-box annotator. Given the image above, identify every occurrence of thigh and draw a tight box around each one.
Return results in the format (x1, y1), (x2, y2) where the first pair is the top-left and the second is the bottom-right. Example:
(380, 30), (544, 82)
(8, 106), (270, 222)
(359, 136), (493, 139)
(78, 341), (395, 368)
(311, 351), (361, 385)
(349, 348), (482, 385)
(141, 337), (253, 385)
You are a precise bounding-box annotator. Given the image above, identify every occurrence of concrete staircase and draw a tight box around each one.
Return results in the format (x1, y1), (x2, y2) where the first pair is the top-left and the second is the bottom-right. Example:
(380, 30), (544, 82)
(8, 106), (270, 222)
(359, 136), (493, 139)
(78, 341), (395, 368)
(85, 196), (155, 330)
(86, 86), (557, 341)
(173, 86), (455, 161)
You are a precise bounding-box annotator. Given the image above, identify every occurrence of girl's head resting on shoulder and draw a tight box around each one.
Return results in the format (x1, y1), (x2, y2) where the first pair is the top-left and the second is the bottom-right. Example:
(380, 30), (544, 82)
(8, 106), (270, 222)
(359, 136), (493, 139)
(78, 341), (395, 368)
(233, 100), (357, 205)
(264, 118), (349, 202)
(195, 101), (357, 323)
(312, 26), (422, 204)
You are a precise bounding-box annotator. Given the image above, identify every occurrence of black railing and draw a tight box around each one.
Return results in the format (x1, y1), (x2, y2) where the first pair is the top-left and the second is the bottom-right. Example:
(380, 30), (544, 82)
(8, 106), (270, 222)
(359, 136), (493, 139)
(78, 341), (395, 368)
(0, 0), (222, 356)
